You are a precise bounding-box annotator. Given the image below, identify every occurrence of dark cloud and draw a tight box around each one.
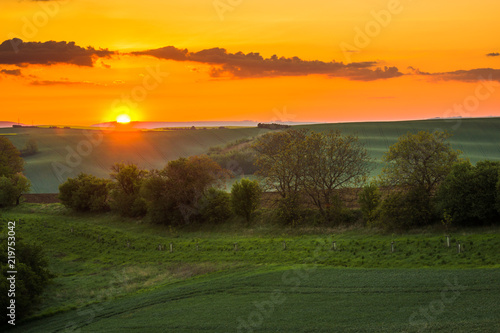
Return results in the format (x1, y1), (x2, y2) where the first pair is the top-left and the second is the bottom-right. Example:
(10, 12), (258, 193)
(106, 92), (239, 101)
(432, 68), (500, 82)
(487, 52), (500, 57)
(0, 69), (22, 76)
(133, 46), (402, 81)
(0, 39), (114, 67)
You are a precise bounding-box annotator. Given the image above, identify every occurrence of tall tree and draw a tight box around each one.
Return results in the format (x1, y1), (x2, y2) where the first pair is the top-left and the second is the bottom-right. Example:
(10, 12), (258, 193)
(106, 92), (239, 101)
(0, 137), (24, 177)
(141, 155), (230, 225)
(253, 129), (308, 199)
(302, 130), (371, 220)
(381, 131), (461, 194)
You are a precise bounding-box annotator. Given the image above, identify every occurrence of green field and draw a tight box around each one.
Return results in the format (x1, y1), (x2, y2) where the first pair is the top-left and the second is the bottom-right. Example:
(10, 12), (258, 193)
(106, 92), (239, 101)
(2, 204), (500, 332)
(2, 118), (500, 193)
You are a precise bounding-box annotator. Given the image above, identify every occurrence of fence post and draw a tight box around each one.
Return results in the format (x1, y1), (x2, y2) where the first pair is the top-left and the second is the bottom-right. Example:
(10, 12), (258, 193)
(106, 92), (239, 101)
(446, 235), (450, 248)
(234, 243), (238, 251)
(332, 241), (337, 251)
(170, 243), (173, 253)
(283, 241), (286, 250)
(391, 241), (395, 253)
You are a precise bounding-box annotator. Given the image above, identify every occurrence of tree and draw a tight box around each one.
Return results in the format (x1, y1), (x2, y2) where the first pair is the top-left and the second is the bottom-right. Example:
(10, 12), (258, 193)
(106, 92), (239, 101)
(231, 178), (261, 223)
(436, 160), (500, 226)
(141, 155), (230, 225)
(253, 129), (308, 200)
(0, 137), (23, 177)
(0, 173), (30, 207)
(20, 138), (39, 157)
(199, 188), (232, 225)
(381, 131), (461, 195)
(59, 173), (111, 212)
(302, 130), (371, 222)
(109, 163), (148, 217)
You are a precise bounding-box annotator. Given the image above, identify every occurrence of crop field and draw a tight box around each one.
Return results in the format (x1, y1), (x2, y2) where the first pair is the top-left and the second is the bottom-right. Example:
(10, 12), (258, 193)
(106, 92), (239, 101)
(1, 204), (500, 332)
(2, 118), (500, 194)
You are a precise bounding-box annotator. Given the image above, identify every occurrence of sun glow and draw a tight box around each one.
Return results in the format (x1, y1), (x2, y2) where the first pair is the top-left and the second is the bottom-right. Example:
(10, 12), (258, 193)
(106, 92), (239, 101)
(117, 114), (131, 124)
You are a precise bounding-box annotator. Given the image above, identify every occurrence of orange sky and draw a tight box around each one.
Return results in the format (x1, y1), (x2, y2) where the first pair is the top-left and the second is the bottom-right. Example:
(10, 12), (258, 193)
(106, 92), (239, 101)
(1, 0), (499, 125)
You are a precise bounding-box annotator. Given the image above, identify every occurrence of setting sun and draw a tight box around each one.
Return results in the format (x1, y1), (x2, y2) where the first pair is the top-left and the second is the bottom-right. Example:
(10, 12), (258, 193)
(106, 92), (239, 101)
(116, 114), (131, 124)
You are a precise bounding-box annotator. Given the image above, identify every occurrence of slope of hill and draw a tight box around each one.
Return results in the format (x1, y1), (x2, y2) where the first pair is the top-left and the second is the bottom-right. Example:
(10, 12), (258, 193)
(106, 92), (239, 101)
(2, 127), (269, 193)
(1, 117), (499, 193)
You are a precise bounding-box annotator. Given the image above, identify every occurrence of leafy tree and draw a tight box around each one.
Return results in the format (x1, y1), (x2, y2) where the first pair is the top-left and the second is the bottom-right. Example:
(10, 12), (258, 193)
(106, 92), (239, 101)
(199, 188), (232, 225)
(0, 238), (53, 325)
(358, 184), (381, 224)
(0, 174), (31, 207)
(0, 137), (23, 177)
(436, 160), (500, 226)
(302, 130), (371, 222)
(381, 131), (461, 195)
(20, 138), (39, 157)
(141, 155), (230, 225)
(231, 178), (261, 223)
(253, 129), (308, 200)
(59, 173), (111, 212)
(109, 163), (148, 217)
(377, 131), (460, 228)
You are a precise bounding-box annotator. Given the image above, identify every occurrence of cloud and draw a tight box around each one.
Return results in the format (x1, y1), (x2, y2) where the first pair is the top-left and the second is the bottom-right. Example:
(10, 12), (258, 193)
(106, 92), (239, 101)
(486, 52), (500, 57)
(431, 68), (500, 82)
(133, 46), (403, 81)
(0, 69), (22, 76)
(0, 39), (114, 67)
(30, 79), (103, 86)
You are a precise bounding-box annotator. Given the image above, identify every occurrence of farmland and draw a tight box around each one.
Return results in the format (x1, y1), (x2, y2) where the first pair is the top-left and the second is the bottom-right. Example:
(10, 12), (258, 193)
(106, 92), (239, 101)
(2, 117), (500, 193)
(1, 204), (500, 332)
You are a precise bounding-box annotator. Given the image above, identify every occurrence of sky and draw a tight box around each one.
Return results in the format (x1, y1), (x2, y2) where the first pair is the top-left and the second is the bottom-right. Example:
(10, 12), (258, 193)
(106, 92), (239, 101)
(0, 0), (499, 125)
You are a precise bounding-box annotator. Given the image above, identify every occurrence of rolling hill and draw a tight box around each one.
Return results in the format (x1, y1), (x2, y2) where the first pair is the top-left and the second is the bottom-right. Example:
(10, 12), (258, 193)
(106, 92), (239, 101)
(1, 117), (500, 193)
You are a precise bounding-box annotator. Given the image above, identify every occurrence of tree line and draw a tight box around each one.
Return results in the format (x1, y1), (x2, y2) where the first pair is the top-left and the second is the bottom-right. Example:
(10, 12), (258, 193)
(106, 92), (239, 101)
(54, 129), (500, 230)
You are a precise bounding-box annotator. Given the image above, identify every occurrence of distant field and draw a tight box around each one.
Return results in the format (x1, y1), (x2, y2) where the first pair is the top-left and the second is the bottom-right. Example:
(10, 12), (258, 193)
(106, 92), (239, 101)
(2, 118), (500, 193)
(1, 127), (268, 193)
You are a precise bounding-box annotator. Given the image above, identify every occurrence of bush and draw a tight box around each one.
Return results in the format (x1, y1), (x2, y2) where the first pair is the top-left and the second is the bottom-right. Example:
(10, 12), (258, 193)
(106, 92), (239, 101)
(276, 194), (302, 226)
(199, 188), (232, 225)
(436, 160), (500, 226)
(231, 179), (261, 223)
(358, 184), (381, 224)
(0, 237), (53, 325)
(374, 187), (435, 230)
(20, 139), (38, 157)
(109, 163), (148, 217)
(141, 156), (230, 225)
(59, 173), (111, 212)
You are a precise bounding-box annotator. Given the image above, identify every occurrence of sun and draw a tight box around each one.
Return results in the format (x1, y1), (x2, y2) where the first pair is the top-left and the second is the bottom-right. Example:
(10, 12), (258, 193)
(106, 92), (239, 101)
(116, 114), (131, 124)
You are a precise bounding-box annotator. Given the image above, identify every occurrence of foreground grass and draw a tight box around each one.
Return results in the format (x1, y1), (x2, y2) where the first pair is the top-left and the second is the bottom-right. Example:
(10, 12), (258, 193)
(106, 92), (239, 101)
(1, 203), (500, 331)
(11, 267), (500, 332)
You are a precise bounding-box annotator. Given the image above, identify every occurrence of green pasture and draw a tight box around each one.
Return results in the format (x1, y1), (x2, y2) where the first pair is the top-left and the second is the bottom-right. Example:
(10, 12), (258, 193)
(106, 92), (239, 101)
(1, 204), (499, 331)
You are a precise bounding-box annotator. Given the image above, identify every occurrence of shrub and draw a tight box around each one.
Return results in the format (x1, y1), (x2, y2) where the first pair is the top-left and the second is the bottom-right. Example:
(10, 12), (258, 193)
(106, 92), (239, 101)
(199, 188), (232, 225)
(231, 179), (261, 223)
(109, 163), (148, 217)
(436, 160), (500, 226)
(374, 186), (434, 230)
(358, 184), (381, 224)
(59, 173), (111, 212)
(0, 238), (53, 325)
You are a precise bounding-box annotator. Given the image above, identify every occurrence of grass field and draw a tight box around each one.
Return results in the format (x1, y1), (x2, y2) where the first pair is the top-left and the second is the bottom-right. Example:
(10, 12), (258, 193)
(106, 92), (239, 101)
(2, 118), (500, 193)
(1, 204), (499, 331)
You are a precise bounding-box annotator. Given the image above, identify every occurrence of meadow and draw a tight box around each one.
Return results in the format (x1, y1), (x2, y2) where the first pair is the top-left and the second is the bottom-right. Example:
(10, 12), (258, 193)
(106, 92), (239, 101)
(1, 204), (499, 332)
(2, 117), (500, 193)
